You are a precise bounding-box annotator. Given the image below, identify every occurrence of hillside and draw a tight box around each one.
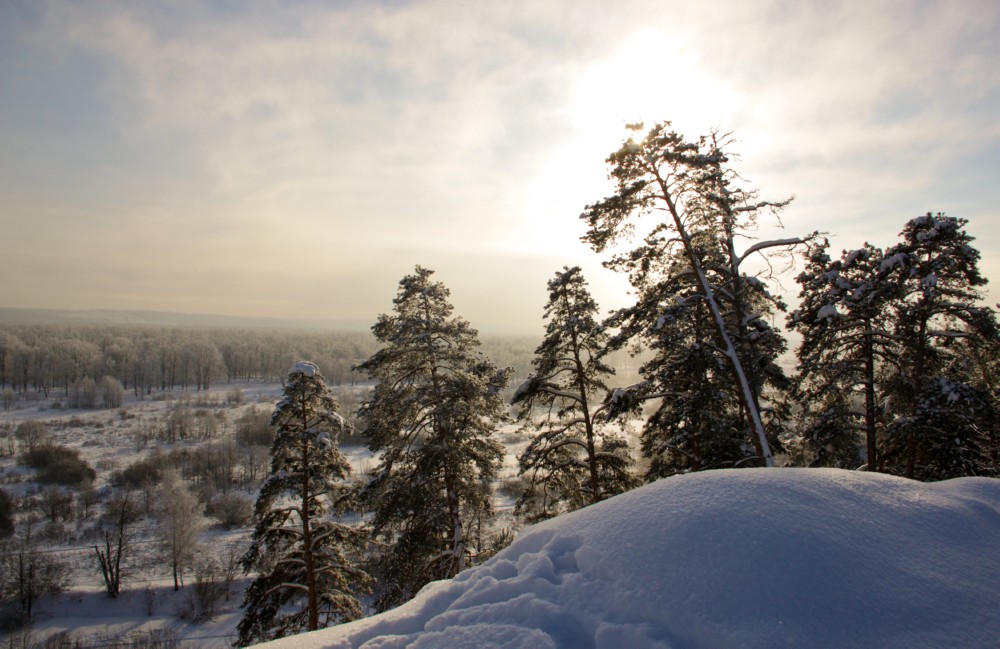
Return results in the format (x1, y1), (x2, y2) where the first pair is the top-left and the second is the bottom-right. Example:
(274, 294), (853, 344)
(261, 469), (1000, 649)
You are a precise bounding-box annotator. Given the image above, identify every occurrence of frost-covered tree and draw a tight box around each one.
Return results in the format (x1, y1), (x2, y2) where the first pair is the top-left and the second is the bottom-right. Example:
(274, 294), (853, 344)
(789, 240), (898, 470)
(156, 470), (205, 592)
(582, 123), (806, 468)
(356, 267), (511, 611)
(512, 267), (635, 521)
(237, 362), (370, 645)
(878, 214), (999, 479)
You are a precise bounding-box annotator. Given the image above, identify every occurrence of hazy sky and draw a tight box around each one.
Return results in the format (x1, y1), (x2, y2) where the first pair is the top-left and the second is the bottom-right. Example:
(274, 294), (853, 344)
(2, 0), (998, 334)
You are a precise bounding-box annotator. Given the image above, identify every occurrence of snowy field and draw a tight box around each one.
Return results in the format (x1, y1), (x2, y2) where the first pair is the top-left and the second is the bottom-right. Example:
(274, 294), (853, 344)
(0, 381), (359, 647)
(261, 469), (1000, 649)
(4, 389), (1000, 648)
(0, 381), (529, 647)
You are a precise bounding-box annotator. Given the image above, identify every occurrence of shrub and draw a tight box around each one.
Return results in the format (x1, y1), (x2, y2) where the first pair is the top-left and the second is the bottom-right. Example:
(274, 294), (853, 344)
(226, 388), (246, 407)
(207, 491), (253, 529)
(234, 407), (273, 447)
(69, 377), (97, 409)
(109, 452), (167, 491)
(99, 376), (125, 409)
(20, 445), (96, 487)
(14, 420), (49, 453)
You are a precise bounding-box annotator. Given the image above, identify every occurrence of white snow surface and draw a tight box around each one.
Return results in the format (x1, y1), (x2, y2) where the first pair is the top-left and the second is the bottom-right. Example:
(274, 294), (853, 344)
(289, 360), (320, 377)
(258, 469), (1000, 649)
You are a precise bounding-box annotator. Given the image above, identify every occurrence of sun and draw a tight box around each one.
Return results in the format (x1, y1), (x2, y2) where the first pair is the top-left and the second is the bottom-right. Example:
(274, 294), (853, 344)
(568, 29), (741, 142)
(518, 29), (742, 259)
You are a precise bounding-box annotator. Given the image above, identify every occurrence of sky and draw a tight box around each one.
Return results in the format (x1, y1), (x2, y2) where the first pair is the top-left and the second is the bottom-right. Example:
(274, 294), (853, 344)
(1, 0), (998, 334)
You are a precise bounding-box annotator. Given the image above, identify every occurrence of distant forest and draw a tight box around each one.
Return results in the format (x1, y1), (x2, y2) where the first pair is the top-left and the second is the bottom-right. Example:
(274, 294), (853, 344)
(0, 322), (563, 398)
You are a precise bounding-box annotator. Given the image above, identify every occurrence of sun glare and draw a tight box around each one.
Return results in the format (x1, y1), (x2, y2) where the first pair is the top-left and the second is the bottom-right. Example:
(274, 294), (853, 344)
(519, 29), (742, 258)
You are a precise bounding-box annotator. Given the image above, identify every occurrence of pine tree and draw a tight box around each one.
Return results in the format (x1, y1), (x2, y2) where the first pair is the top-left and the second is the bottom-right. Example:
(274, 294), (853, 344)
(789, 240), (898, 469)
(878, 214), (999, 479)
(581, 123), (810, 467)
(356, 266), (510, 612)
(512, 267), (635, 521)
(236, 361), (370, 646)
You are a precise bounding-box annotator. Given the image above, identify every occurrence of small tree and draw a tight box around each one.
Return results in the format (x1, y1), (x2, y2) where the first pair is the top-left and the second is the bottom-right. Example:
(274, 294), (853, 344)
(156, 471), (205, 592)
(512, 267), (636, 521)
(70, 377), (97, 409)
(237, 362), (370, 646)
(94, 490), (141, 598)
(0, 523), (69, 628)
(99, 375), (125, 409)
(14, 421), (48, 454)
(356, 267), (511, 611)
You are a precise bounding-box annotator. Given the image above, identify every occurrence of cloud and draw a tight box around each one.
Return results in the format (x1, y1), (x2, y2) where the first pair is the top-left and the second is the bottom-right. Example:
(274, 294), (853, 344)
(2, 0), (999, 327)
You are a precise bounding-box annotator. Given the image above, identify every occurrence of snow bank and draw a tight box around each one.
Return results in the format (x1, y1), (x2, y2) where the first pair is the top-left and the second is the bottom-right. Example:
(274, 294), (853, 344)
(258, 469), (1000, 649)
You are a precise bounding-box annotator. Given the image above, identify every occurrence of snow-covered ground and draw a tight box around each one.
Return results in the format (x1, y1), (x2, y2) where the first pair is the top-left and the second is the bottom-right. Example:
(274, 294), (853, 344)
(261, 469), (1000, 649)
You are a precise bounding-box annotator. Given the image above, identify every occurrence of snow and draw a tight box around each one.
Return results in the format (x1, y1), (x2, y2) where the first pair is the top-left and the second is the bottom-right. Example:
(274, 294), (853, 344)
(816, 303), (839, 320)
(259, 469), (1000, 649)
(843, 248), (869, 266)
(289, 361), (320, 377)
(879, 252), (908, 272)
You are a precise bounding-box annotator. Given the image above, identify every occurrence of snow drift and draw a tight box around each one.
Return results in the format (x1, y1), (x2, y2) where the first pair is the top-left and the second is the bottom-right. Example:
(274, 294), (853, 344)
(259, 469), (1000, 648)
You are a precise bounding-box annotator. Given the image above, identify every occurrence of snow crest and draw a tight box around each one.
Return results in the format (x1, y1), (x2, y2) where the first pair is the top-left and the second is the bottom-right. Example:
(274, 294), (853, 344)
(289, 361), (320, 377)
(258, 469), (1000, 649)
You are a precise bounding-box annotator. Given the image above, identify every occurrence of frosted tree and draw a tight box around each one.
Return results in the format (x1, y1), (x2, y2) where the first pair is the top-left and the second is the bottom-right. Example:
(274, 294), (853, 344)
(582, 123), (807, 467)
(356, 266), (511, 611)
(789, 240), (898, 470)
(878, 214), (999, 479)
(156, 470), (205, 592)
(236, 362), (370, 646)
(512, 267), (635, 521)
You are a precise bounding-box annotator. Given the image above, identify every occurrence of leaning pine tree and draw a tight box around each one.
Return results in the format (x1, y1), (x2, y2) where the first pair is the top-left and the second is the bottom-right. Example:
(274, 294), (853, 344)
(582, 122), (811, 468)
(236, 361), (370, 646)
(512, 266), (636, 521)
(356, 266), (511, 612)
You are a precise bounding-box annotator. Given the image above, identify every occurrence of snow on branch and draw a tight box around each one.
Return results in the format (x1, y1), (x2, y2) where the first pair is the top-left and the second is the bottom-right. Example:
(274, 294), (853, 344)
(737, 236), (815, 267)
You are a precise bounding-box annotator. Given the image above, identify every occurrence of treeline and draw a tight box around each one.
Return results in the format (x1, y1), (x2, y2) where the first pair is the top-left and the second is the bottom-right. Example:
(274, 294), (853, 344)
(0, 324), (554, 401)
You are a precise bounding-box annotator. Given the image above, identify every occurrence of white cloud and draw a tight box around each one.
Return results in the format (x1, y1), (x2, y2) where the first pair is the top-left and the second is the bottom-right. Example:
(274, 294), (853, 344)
(2, 0), (999, 326)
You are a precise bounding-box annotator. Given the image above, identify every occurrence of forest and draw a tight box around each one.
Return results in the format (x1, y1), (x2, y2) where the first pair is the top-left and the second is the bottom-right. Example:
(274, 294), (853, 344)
(0, 122), (997, 647)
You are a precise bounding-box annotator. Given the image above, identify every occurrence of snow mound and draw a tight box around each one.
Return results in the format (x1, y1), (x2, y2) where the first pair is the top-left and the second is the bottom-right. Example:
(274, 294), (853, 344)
(259, 469), (1000, 649)
(289, 361), (320, 377)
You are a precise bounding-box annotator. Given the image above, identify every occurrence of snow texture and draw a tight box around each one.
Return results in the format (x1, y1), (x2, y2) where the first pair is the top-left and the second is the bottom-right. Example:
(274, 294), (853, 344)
(816, 303), (839, 320)
(258, 469), (1000, 649)
(289, 361), (319, 377)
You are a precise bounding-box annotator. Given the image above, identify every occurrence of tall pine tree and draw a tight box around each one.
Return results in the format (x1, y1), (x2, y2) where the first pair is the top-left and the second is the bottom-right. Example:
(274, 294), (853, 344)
(237, 361), (370, 646)
(512, 267), (635, 521)
(790, 240), (898, 470)
(356, 267), (511, 612)
(582, 123), (809, 467)
(879, 214), (999, 479)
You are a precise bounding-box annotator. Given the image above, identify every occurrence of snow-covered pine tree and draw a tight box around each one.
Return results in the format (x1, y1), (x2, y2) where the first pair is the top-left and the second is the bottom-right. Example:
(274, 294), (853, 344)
(582, 123), (804, 468)
(512, 267), (636, 522)
(236, 361), (370, 646)
(878, 214), (999, 479)
(355, 266), (511, 612)
(789, 240), (899, 470)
